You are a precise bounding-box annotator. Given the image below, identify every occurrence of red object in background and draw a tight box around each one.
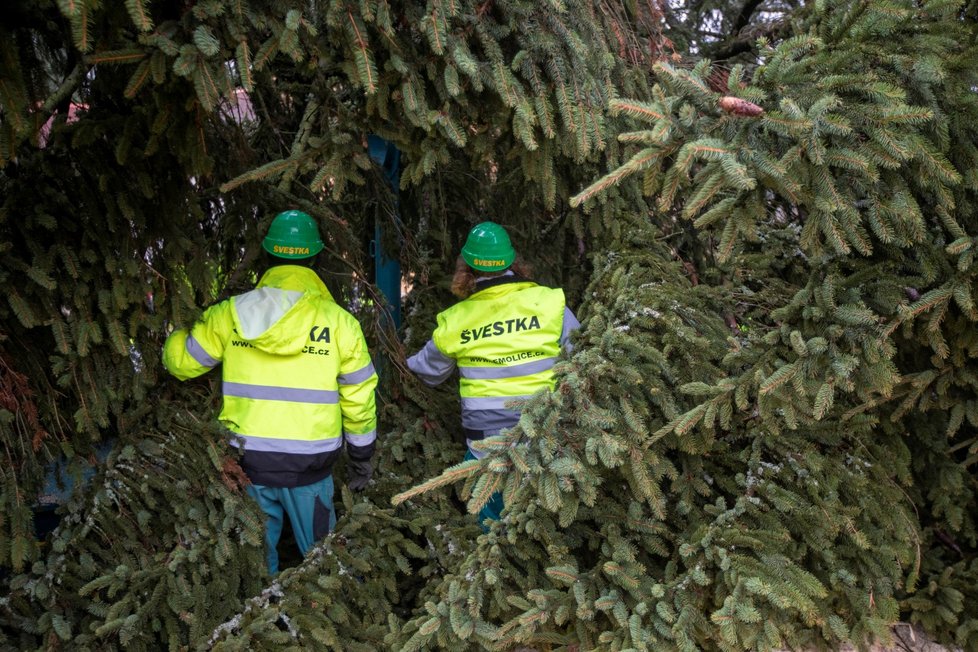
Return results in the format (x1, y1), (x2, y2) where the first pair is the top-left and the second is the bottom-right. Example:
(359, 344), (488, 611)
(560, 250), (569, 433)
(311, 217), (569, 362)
(37, 102), (86, 147)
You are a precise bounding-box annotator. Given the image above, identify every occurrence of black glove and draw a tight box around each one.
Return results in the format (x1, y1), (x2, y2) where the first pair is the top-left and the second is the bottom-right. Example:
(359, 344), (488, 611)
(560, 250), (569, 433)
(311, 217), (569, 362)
(348, 458), (372, 492)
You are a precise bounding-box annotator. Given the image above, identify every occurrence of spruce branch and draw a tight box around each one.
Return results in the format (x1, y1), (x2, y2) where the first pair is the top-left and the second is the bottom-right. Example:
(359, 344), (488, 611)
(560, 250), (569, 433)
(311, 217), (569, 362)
(220, 158), (297, 193)
(391, 459), (481, 505)
(570, 147), (662, 206)
(610, 99), (667, 122)
(346, 9), (377, 92)
(83, 50), (147, 65)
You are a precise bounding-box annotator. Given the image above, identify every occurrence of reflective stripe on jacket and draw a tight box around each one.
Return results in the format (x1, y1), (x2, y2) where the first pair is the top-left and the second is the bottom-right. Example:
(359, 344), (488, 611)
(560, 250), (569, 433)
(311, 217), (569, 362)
(408, 277), (572, 452)
(163, 265), (377, 487)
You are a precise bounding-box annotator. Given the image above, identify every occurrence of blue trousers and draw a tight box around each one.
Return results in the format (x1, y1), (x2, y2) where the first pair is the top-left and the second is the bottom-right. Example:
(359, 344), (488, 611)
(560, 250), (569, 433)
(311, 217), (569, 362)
(464, 450), (504, 530)
(247, 476), (336, 574)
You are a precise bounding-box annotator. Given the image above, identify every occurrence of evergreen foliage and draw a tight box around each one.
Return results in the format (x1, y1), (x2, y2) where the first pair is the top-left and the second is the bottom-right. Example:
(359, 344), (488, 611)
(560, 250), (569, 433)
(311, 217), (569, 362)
(1, 396), (267, 650)
(207, 477), (477, 650)
(0, 0), (633, 649)
(393, 0), (978, 650)
(394, 218), (918, 651)
(1, 0), (977, 650)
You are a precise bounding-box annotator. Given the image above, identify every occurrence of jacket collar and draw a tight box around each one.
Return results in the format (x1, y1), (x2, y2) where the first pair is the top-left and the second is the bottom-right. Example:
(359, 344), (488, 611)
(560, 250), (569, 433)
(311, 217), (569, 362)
(473, 272), (527, 292)
(256, 265), (334, 300)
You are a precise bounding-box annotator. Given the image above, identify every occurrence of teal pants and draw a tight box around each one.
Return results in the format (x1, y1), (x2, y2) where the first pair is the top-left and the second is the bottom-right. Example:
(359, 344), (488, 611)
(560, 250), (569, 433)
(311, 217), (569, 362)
(464, 450), (504, 529)
(247, 476), (336, 574)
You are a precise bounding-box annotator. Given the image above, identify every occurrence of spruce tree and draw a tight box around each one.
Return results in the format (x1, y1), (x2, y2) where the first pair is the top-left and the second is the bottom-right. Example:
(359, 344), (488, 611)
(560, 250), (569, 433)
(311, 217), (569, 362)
(0, 0), (638, 649)
(393, 0), (978, 650)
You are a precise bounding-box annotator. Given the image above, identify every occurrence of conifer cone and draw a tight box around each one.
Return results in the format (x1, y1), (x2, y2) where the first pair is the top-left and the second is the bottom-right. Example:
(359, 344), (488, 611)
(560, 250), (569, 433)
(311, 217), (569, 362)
(718, 95), (764, 116)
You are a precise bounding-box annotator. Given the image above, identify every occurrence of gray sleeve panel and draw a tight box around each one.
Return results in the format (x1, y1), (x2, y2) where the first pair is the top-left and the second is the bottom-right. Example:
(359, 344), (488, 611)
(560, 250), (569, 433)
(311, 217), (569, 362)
(406, 339), (456, 386)
(560, 306), (581, 353)
(461, 408), (521, 431)
(346, 438), (375, 462)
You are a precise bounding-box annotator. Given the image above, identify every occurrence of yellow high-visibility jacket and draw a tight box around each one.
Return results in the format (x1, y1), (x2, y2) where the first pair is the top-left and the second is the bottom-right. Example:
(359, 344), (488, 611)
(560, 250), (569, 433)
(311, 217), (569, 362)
(407, 275), (578, 457)
(163, 265), (377, 487)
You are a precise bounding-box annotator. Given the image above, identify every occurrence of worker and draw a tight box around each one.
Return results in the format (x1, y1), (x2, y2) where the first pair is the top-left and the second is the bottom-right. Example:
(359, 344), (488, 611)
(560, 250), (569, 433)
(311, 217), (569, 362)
(406, 221), (579, 526)
(162, 210), (377, 574)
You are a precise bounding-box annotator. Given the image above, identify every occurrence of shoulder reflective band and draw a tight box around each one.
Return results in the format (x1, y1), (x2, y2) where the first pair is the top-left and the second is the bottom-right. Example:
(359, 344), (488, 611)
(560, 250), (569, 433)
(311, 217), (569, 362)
(224, 382), (339, 404)
(459, 356), (556, 379)
(338, 362), (376, 385)
(187, 334), (219, 368)
(345, 430), (377, 446)
(460, 395), (534, 410)
(229, 434), (343, 453)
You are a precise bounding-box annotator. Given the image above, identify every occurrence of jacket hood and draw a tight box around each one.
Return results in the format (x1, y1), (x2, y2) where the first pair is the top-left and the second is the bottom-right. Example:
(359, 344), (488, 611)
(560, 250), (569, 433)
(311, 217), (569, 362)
(230, 266), (335, 356)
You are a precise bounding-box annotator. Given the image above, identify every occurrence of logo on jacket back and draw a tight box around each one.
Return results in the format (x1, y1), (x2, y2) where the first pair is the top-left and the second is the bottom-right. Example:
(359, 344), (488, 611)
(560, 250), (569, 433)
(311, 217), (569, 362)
(230, 326), (332, 354)
(309, 326), (330, 343)
(460, 316), (541, 344)
(301, 325), (331, 355)
(231, 327), (255, 348)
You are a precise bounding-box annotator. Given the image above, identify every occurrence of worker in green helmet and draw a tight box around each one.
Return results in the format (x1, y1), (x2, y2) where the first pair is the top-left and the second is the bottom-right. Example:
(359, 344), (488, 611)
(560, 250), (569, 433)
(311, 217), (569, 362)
(162, 210), (378, 574)
(406, 221), (579, 527)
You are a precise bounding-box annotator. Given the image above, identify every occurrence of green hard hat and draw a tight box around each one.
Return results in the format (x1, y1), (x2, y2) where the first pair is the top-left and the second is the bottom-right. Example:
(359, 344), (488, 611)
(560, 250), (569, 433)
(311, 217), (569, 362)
(461, 221), (516, 271)
(262, 210), (324, 259)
